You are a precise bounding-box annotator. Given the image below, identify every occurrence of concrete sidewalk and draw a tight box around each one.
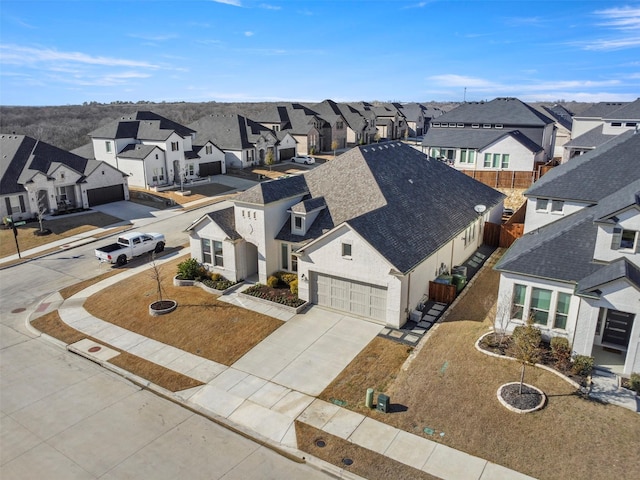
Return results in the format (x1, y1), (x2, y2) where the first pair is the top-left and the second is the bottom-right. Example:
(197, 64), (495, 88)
(33, 257), (538, 480)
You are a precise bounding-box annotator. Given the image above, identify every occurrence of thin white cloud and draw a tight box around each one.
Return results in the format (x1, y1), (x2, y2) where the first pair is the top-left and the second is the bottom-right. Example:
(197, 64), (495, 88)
(596, 6), (640, 30)
(579, 6), (640, 50)
(212, 0), (242, 6)
(582, 36), (640, 51)
(0, 44), (159, 68)
(128, 33), (179, 42)
(244, 31), (254, 37)
(402, 2), (431, 9)
(260, 3), (281, 10)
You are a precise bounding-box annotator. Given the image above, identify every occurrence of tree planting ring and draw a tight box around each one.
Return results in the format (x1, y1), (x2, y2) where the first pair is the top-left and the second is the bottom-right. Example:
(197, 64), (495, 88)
(149, 300), (177, 316)
(497, 382), (546, 413)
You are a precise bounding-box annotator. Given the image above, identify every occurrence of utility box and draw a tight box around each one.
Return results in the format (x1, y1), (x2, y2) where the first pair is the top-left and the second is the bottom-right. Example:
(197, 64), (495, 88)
(377, 394), (390, 413)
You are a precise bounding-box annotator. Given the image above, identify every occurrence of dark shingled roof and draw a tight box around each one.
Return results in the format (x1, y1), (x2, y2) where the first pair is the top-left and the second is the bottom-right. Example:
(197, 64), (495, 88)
(88, 111), (195, 139)
(271, 143), (504, 273)
(235, 174), (308, 205)
(290, 196), (326, 213)
(207, 207), (241, 240)
(563, 125), (616, 149)
(188, 114), (274, 151)
(576, 102), (628, 118)
(1, 134), (89, 194)
(604, 98), (640, 121)
(541, 104), (573, 131)
(118, 144), (158, 159)
(422, 127), (542, 152)
(526, 130), (640, 203)
(576, 258), (640, 297)
(433, 98), (554, 126)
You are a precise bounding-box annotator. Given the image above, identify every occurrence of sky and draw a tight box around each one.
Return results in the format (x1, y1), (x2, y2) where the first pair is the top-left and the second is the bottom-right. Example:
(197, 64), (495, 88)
(1, 0), (639, 106)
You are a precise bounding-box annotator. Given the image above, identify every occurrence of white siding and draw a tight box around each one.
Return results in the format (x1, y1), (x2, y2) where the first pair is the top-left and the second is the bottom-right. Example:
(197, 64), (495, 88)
(592, 209), (640, 265)
(523, 197), (590, 234)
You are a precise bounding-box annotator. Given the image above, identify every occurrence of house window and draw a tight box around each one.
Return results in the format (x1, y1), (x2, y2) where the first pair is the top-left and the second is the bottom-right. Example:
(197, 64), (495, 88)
(551, 200), (564, 213)
(336, 121), (344, 129)
(460, 149), (475, 164)
(611, 227), (638, 250)
(152, 167), (165, 182)
(5, 195), (26, 214)
(495, 124), (503, 129)
(500, 154), (510, 169)
(536, 198), (549, 211)
(512, 284), (526, 320)
(294, 216), (303, 230)
(273, 125), (280, 131)
(483, 153), (492, 168)
(291, 251), (298, 272)
(626, 122), (637, 127)
(205, 145), (213, 155)
(472, 124), (479, 128)
(611, 122), (622, 127)
(554, 293), (571, 330)
(530, 287), (552, 325)
(202, 239), (212, 264)
(105, 141), (112, 153)
(342, 242), (352, 257)
(483, 124), (491, 129)
(171, 141), (179, 151)
(281, 244), (289, 270)
(213, 240), (223, 267)
(188, 163), (194, 176)
(433, 122), (440, 127)
(60, 172), (65, 180)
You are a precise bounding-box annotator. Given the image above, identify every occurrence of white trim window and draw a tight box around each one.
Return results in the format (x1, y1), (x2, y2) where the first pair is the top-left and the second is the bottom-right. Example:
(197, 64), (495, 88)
(105, 141), (112, 153)
(281, 243), (298, 272)
(554, 293), (571, 330)
(202, 239), (223, 266)
(611, 228), (639, 251)
(512, 284), (526, 320)
(530, 287), (552, 325)
(5, 195), (26, 214)
(342, 242), (352, 258)
(536, 198), (549, 211)
(205, 145), (213, 155)
(460, 149), (476, 164)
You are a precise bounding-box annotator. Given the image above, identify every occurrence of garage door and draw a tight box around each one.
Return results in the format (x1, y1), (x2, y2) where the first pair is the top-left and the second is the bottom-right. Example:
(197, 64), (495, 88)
(279, 148), (295, 161)
(312, 272), (387, 321)
(87, 184), (125, 206)
(199, 161), (222, 176)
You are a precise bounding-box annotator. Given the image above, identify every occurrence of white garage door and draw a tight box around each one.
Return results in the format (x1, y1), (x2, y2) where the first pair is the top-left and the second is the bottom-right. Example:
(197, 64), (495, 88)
(312, 272), (387, 322)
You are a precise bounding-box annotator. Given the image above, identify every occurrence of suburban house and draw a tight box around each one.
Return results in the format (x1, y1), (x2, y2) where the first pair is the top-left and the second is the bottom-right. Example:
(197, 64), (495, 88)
(1, 134), (129, 221)
(394, 102), (431, 137)
(255, 103), (325, 155)
(494, 130), (640, 376)
(188, 114), (295, 168)
(86, 111), (225, 189)
(563, 99), (640, 161)
(187, 142), (504, 328)
(422, 97), (556, 172)
(538, 104), (573, 161)
(308, 100), (355, 150)
(350, 102), (408, 140)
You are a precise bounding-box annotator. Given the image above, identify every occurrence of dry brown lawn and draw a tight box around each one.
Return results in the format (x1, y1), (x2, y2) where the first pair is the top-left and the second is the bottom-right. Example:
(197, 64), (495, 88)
(0, 212), (124, 258)
(319, 253), (640, 480)
(31, 310), (204, 392)
(129, 183), (234, 206)
(83, 257), (283, 365)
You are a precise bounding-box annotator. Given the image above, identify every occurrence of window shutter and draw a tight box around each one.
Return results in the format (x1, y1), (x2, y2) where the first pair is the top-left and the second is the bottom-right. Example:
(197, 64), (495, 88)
(5, 197), (11, 215)
(611, 227), (622, 250)
(18, 195), (26, 213)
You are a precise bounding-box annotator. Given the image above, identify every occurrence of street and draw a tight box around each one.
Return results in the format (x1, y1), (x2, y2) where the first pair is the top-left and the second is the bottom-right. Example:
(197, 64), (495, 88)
(0, 201), (332, 479)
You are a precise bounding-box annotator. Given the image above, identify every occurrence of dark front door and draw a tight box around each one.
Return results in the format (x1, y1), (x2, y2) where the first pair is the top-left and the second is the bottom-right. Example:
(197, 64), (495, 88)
(602, 310), (634, 348)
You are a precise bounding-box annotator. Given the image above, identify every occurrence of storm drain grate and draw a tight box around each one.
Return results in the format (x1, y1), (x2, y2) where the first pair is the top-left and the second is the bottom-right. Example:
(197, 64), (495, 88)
(342, 458), (353, 466)
(88, 346), (102, 353)
(11, 308), (26, 314)
(315, 439), (326, 448)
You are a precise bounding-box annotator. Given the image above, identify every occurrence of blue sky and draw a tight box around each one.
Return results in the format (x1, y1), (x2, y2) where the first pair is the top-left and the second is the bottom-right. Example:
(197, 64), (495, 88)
(1, 0), (639, 105)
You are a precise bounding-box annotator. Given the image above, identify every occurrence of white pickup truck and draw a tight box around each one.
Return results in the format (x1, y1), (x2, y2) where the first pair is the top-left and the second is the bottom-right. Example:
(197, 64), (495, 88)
(95, 232), (165, 266)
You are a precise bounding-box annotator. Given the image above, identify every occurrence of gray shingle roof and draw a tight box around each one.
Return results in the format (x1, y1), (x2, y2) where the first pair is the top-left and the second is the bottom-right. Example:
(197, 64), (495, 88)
(422, 127), (542, 152)
(118, 144), (157, 159)
(207, 207), (241, 240)
(563, 125), (616, 149)
(541, 104), (573, 131)
(290, 196), (326, 213)
(88, 111), (195, 140)
(526, 130), (640, 203)
(604, 98), (640, 121)
(188, 114), (274, 151)
(576, 101), (628, 118)
(71, 142), (95, 159)
(433, 98), (554, 126)
(1, 134), (89, 195)
(234, 174), (308, 205)
(576, 258), (640, 297)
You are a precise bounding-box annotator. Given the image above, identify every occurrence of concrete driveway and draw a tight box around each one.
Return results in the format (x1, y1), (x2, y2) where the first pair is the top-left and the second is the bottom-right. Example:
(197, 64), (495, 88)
(91, 200), (160, 224)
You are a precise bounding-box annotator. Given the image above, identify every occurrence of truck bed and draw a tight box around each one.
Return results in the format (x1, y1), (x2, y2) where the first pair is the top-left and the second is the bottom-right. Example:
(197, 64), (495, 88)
(96, 243), (122, 253)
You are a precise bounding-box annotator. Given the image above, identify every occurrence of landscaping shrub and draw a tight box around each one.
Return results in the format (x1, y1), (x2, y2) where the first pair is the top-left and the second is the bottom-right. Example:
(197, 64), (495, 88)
(195, 265), (210, 282)
(629, 373), (640, 394)
(571, 354), (594, 376)
(290, 278), (298, 295)
(550, 337), (572, 371)
(281, 273), (297, 285)
(267, 275), (280, 288)
(243, 284), (305, 308)
(177, 258), (200, 280)
(202, 278), (235, 291)
(210, 272), (222, 281)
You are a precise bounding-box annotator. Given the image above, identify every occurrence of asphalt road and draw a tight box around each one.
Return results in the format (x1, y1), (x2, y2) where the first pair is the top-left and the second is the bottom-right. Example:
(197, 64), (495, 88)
(0, 201), (332, 479)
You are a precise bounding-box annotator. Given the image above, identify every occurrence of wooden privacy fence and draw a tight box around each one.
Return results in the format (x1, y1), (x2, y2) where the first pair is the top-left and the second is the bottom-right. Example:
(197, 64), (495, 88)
(483, 221), (525, 248)
(428, 281), (457, 304)
(461, 170), (538, 189)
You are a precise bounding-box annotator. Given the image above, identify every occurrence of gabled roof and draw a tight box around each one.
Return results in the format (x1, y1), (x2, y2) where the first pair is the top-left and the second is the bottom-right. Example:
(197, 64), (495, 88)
(576, 101), (628, 119)
(290, 196), (326, 214)
(422, 127), (542, 152)
(563, 124), (616, 149)
(187, 207), (241, 241)
(527, 130), (640, 203)
(576, 258), (640, 297)
(541, 104), (573, 131)
(433, 97), (554, 126)
(235, 174), (308, 205)
(496, 173), (640, 285)
(604, 98), (640, 121)
(118, 144), (158, 159)
(394, 103), (424, 123)
(257, 142), (504, 273)
(188, 114), (273, 151)
(1, 134), (89, 195)
(71, 142), (96, 159)
(88, 111), (195, 140)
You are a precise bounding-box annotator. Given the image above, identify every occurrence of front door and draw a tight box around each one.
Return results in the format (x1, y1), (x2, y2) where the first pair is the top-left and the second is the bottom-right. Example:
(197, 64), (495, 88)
(602, 310), (634, 348)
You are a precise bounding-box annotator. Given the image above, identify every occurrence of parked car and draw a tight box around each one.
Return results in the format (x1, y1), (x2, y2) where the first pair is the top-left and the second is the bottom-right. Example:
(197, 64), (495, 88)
(95, 232), (165, 266)
(291, 155), (315, 165)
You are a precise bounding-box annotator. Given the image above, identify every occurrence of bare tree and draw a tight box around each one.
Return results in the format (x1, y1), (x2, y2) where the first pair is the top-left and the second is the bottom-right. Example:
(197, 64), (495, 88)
(493, 290), (515, 347)
(509, 313), (543, 394)
(36, 190), (48, 233)
(148, 253), (164, 303)
(265, 149), (275, 171)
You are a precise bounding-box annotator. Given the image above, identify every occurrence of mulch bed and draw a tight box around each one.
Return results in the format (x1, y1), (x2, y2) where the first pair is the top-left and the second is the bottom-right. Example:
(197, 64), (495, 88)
(243, 284), (305, 307)
(500, 383), (544, 410)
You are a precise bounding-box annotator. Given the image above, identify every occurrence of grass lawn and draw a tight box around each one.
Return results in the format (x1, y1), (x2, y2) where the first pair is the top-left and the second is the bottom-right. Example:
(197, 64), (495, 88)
(317, 254), (640, 480)
(83, 257), (283, 365)
(31, 311), (203, 392)
(0, 211), (124, 259)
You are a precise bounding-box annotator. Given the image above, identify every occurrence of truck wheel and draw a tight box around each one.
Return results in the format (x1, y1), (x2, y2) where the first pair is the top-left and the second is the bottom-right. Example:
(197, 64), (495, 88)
(154, 242), (165, 253)
(116, 255), (127, 266)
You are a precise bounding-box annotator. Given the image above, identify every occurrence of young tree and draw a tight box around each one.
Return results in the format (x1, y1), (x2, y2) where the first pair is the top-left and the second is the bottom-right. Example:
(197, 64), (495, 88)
(148, 253), (164, 303)
(265, 149), (275, 171)
(509, 313), (542, 394)
(36, 190), (48, 233)
(331, 140), (338, 159)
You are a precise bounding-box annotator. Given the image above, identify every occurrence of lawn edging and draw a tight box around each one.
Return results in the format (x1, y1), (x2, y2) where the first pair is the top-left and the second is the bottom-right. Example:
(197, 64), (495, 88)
(173, 276), (244, 295)
(475, 331), (581, 389)
(238, 291), (311, 314)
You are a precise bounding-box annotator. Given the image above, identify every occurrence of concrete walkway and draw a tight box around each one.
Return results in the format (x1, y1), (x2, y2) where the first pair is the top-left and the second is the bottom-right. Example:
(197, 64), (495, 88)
(590, 369), (639, 412)
(40, 256), (537, 479)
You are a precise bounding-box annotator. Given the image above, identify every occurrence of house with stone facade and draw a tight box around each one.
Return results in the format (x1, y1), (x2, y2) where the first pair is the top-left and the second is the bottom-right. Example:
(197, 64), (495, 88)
(494, 130), (640, 376)
(187, 142), (504, 328)
(1, 134), (128, 221)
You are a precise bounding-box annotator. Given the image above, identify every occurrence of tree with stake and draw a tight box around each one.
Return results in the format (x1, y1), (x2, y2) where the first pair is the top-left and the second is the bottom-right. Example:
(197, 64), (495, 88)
(331, 140), (338, 159)
(265, 149), (275, 171)
(509, 313), (543, 394)
(36, 190), (48, 234)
